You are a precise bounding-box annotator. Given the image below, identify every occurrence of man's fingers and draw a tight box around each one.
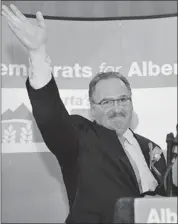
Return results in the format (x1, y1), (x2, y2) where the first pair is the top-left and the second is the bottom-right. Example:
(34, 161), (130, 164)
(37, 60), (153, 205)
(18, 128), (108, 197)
(2, 5), (11, 20)
(2, 10), (18, 27)
(36, 11), (45, 28)
(8, 21), (19, 35)
(2, 5), (20, 23)
(2, 10), (20, 29)
(8, 21), (25, 43)
(1, 10), (9, 20)
(10, 4), (27, 21)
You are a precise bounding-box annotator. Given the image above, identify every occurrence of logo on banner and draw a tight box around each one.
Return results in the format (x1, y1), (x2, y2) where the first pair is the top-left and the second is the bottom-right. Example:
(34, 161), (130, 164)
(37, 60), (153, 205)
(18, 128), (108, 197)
(1, 103), (90, 153)
(2, 104), (43, 144)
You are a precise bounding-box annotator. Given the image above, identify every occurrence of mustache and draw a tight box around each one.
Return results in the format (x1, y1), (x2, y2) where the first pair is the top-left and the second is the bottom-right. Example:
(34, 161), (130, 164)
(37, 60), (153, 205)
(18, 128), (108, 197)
(108, 111), (126, 119)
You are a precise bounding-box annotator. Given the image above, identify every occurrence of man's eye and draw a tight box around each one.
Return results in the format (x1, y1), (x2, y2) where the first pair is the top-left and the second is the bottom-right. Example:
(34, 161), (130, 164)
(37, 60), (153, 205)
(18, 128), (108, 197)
(120, 97), (127, 102)
(101, 100), (110, 105)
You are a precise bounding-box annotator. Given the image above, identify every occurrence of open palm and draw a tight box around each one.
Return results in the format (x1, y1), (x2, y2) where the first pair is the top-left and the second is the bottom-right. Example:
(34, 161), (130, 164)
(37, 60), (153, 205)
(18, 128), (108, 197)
(2, 4), (47, 51)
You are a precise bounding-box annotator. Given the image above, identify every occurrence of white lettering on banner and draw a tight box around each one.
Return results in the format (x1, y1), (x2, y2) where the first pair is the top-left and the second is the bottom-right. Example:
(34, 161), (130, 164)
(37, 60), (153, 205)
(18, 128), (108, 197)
(9, 64), (28, 76)
(1, 64), (8, 76)
(147, 208), (177, 223)
(61, 66), (73, 78)
(128, 62), (143, 76)
(99, 62), (122, 72)
(53, 64), (92, 78)
(161, 64), (173, 76)
(128, 61), (177, 77)
(1, 62), (177, 78)
(1, 63), (93, 78)
(61, 95), (89, 109)
(53, 66), (62, 77)
(82, 66), (93, 78)
(1, 63), (29, 76)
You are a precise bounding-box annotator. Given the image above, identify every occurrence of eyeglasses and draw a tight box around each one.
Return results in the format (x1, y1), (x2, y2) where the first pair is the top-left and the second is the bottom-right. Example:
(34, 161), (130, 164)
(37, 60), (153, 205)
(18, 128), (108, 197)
(92, 96), (132, 108)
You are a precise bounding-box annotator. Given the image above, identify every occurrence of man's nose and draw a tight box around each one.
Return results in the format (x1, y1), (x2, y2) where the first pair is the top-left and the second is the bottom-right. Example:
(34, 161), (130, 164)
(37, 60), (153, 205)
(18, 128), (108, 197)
(112, 101), (123, 111)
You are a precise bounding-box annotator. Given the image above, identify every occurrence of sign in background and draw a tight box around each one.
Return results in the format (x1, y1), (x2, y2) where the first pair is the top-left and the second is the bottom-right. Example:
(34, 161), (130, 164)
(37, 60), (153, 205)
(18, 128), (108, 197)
(1, 16), (177, 223)
(134, 197), (177, 223)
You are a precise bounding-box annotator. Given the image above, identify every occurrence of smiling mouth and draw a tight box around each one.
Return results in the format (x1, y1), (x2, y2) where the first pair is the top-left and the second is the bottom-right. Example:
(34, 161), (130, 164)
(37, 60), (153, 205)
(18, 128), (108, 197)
(109, 117), (125, 122)
(110, 113), (126, 119)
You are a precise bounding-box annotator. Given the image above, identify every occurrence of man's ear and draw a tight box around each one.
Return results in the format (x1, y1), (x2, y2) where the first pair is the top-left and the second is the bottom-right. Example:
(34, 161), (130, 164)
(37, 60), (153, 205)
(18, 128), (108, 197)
(130, 110), (139, 131)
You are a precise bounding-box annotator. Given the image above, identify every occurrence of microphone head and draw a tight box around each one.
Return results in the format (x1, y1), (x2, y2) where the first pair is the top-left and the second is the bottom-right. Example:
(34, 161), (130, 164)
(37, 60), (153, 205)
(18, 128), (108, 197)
(113, 197), (134, 223)
(166, 133), (174, 143)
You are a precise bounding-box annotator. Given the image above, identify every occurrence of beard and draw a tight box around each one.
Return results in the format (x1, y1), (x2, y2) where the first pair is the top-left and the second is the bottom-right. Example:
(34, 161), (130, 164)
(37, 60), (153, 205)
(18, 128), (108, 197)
(94, 108), (132, 135)
(108, 110), (126, 119)
(106, 111), (131, 135)
(110, 118), (127, 133)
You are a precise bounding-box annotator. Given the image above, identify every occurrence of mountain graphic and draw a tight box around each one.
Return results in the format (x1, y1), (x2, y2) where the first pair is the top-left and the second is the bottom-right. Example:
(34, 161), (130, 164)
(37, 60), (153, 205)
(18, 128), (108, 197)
(2, 103), (43, 142)
(1, 109), (14, 120)
(2, 103), (33, 120)
(13, 103), (33, 120)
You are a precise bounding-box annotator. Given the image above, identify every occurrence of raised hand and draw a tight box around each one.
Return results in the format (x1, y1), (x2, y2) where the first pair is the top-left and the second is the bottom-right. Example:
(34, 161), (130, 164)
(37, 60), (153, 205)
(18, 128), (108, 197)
(2, 4), (47, 52)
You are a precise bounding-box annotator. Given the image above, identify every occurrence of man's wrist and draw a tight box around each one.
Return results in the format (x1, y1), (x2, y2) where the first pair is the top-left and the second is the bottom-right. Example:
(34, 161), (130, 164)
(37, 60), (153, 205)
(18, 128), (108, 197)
(29, 44), (47, 61)
(28, 44), (53, 89)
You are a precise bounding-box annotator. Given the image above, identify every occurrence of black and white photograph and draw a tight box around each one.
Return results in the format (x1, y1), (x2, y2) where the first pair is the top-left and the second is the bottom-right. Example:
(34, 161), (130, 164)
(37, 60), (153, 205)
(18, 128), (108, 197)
(1, 1), (178, 223)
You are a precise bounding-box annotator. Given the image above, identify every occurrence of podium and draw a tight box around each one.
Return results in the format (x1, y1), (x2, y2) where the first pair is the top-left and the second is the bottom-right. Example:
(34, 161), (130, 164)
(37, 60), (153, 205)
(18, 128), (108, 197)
(114, 197), (177, 223)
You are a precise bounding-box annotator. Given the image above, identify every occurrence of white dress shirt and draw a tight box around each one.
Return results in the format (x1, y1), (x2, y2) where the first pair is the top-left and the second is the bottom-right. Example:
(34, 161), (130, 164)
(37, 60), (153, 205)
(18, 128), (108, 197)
(121, 129), (158, 193)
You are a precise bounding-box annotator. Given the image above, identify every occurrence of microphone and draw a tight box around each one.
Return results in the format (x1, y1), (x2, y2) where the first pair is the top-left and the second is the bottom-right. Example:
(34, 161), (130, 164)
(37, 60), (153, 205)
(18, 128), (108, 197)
(170, 124), (178, 165)
(113, 198), (134, 223)
(172, 125), (178, 187)
(164, 124), (178, 196)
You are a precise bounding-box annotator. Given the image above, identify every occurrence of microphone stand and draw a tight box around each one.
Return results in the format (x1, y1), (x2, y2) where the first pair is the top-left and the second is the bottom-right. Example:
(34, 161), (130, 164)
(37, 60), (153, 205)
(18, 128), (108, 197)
(164, 124), (178, 197)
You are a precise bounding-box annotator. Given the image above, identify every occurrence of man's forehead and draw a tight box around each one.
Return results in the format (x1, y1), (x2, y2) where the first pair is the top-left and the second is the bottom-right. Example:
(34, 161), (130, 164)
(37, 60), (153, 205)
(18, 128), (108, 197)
(93, 78), (130, 100)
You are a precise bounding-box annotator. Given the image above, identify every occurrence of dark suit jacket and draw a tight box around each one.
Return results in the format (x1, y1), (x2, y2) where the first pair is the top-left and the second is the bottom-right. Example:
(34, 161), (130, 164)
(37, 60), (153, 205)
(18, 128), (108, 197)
(26, 76), (177, 223)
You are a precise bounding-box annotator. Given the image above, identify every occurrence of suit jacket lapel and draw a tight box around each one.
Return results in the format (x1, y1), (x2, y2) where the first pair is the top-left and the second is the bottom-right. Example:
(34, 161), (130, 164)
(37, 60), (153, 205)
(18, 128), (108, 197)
(132, 133), (150, 166)
(133, 132), (166, 185)
(93, 123), (140, 192)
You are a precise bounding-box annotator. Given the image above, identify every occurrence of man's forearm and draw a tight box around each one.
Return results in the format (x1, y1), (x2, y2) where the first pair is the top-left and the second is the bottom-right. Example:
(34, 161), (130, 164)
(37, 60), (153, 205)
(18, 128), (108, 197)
(28, 45), (52, 89)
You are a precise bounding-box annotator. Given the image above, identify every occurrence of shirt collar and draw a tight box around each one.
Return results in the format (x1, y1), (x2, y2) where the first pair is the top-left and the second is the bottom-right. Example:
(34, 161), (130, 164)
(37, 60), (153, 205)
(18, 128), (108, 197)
(123, 129), (135, 145)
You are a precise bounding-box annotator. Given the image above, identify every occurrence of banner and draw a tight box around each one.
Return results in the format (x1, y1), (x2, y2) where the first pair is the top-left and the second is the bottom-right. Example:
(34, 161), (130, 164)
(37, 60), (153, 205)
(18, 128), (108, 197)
(1, 16), (177, 152)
